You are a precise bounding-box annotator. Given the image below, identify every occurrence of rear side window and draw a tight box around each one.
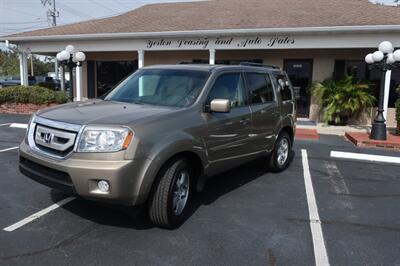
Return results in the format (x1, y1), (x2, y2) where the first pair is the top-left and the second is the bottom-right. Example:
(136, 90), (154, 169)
(275, 74), (293, 101)
(245, 73), (275, 104)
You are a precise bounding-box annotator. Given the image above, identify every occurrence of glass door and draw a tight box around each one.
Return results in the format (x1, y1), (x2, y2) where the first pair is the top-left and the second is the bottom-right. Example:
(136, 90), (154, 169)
(283, 59), (313, 118)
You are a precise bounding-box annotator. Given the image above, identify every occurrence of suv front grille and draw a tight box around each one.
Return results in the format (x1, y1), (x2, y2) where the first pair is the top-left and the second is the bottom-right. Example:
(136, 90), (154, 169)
(33, 123), (78, 158)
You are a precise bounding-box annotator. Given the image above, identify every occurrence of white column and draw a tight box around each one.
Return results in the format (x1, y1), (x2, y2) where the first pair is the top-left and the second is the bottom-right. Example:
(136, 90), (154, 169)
(19, 52), (28, 86)
(55, 59), (59, 80)
(59, 66), (65, 92)
(383, 70), (391, 121)
(138, 50), (145, 69)
(209, 49), (216, 65)
(75, 65), (82, 101)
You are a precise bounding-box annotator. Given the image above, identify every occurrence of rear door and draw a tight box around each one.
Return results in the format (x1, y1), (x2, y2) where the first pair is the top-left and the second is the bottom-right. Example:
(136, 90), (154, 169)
(244, 72), (280, 152)
(204, 72), (253, 163)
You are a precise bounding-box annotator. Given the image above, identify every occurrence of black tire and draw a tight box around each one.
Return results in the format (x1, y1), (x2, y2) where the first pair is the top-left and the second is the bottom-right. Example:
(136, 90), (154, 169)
(148, 158), (193, 229)
(268, 131), (292, 172)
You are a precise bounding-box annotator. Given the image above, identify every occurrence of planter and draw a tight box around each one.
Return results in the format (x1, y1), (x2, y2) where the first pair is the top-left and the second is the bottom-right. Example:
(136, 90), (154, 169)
(0, 103), (58, 114)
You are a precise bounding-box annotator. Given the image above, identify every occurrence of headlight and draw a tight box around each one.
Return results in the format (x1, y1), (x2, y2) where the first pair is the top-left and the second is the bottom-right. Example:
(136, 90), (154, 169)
(77, 126), (133, 153)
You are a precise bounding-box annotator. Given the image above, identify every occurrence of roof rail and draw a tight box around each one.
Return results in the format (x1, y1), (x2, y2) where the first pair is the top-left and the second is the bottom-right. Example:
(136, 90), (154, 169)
(239, 62), (280, 69)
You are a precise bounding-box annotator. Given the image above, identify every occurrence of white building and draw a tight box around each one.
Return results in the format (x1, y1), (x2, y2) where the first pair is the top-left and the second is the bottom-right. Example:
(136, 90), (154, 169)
(2, 0), (400, 125)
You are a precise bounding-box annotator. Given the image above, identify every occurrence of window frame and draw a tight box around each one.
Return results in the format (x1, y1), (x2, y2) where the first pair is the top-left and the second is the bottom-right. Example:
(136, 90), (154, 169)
(243, 71), (277, 106)
(205, 71), (249, 109)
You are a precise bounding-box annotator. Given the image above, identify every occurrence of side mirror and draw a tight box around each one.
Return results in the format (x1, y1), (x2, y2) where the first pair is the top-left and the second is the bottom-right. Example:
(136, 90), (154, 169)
(210, 99), (231, 113)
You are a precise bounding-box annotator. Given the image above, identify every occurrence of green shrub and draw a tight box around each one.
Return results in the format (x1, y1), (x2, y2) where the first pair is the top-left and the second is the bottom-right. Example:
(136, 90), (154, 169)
(0, 85), (69, 105)
(312, 76), (376, 125)
(38, 82), (56, 90)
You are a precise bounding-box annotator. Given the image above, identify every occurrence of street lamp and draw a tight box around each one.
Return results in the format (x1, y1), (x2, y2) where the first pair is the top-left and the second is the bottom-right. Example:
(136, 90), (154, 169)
(56, 45), (86, 101)
(365, 41), (400, 140)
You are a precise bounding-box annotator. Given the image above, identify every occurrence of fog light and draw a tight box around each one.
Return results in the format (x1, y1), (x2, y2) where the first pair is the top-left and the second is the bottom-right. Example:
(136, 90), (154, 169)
(97, 180), (110, 192)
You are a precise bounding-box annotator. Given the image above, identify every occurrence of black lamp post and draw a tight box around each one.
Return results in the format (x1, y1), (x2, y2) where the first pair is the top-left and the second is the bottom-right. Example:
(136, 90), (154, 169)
(56, 45), (86, 101)
(365, 41), (400, 140)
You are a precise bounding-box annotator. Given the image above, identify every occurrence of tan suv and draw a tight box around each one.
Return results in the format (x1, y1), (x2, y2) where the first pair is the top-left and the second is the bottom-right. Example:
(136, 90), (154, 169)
(19, 63), (296, 228)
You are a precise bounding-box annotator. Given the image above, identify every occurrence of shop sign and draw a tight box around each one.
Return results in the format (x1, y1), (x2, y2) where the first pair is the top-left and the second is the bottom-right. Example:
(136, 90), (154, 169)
(145, 36), (295, 50)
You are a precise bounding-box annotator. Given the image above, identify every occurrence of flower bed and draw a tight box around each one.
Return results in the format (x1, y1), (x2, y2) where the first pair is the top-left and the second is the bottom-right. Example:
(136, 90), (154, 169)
(0, 85), (68, 114)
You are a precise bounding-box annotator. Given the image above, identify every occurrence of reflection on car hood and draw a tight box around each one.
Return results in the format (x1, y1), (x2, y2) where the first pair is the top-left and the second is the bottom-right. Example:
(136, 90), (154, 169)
(37, 100), (179, 126)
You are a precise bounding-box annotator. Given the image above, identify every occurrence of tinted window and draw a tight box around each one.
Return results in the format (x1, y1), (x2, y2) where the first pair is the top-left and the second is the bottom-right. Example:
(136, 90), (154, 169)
(105, 69), (209, 107)
(245, 73), (275, 104)
(275, 74), (293, 101)
(207, 73), (246, 108)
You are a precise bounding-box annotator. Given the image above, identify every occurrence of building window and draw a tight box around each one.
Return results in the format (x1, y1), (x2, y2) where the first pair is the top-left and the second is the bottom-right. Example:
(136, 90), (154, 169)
(96, 61), (137, 97)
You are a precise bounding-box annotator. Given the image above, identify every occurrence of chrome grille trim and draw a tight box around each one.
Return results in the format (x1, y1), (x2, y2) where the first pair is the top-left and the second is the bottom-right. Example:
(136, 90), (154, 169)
(35, 125), (76, 152)
(28, 116), (83, 160)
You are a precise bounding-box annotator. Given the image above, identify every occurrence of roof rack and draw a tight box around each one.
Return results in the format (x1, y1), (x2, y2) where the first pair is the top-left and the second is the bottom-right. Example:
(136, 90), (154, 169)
(239, 62), (280, 69)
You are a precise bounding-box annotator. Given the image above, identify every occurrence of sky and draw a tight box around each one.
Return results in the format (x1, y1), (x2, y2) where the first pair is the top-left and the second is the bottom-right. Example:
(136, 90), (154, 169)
(0, 0), (196, 37)
(0, 0), (398, 40)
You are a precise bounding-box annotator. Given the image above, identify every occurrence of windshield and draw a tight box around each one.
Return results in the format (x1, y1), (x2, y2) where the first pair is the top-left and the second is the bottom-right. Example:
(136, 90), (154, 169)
(104, 69), (210, 107)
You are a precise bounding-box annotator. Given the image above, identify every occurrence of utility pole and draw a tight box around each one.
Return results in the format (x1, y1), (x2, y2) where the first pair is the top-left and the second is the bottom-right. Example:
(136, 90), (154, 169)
(41, 0), (59, 80)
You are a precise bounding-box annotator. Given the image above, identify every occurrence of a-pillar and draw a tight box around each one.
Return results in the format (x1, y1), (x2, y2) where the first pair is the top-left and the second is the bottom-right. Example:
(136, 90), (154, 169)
(209, 49), (216, 65)
(138, 50), (145, 69)
(19, 52), (29, 86)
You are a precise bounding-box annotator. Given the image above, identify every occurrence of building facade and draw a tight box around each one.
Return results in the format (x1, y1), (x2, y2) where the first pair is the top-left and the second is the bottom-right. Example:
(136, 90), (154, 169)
(2, 0), (400, 125)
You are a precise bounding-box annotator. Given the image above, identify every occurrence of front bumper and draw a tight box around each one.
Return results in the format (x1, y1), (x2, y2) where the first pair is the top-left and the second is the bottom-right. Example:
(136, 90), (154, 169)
(19, 141), (153, 206)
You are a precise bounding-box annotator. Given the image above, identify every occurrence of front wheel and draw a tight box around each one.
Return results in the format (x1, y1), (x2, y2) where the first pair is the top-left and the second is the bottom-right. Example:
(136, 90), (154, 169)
(148, 158), (193, 229)
(268, 131), (292, 172)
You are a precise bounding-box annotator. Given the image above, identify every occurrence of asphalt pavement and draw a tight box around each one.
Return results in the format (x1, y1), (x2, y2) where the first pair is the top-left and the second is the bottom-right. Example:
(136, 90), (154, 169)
(0, 114), (399, 266)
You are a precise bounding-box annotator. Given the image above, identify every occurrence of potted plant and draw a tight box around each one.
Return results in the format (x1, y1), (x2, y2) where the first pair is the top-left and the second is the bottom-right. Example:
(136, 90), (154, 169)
(312, 76), (376, 125)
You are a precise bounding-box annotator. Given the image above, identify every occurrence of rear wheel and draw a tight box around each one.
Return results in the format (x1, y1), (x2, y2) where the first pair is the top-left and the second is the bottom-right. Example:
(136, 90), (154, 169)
(268, 131), (292, 172)
(148, 158), (193, 229)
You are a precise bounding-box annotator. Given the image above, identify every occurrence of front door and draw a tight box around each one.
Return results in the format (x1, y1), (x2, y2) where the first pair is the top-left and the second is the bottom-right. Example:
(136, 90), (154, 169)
(283, 59), (313, 118)
(204, 72), (252, 163)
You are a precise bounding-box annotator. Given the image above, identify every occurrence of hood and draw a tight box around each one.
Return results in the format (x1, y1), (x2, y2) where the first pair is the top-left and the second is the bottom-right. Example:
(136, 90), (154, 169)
(37, 100), (179, 126)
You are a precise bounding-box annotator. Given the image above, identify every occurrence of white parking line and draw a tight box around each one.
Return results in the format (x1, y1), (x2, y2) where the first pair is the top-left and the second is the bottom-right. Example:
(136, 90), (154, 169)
(0, 146), (19, 153)
(9, 123), (28, 129)
(331, 151), (400, 164)
(301, 149), (330, 266)
(0, 123), (11, 127)
(3, 197), (75, 232)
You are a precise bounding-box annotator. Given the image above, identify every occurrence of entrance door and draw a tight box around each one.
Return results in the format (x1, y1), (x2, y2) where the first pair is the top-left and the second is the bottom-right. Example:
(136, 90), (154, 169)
(283, 59), (313, 117)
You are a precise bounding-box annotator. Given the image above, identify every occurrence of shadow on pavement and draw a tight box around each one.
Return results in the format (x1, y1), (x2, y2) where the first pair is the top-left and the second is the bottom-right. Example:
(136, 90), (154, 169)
(52, 151), (296, 230)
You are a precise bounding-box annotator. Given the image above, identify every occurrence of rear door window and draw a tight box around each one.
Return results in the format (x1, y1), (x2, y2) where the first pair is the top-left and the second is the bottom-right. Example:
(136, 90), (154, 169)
(245, 73), (275, 104)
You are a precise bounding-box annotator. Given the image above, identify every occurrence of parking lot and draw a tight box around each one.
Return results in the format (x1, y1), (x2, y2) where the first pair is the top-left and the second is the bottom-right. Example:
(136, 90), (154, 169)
(0, 113), (400, 266)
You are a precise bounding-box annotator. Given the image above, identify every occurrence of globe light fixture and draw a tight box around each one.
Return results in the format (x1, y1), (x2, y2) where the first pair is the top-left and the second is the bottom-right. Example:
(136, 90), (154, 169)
(364, 41), (400, 140)
(56, 45), (86, 101)
(372, 51), (384, 62)
(378, 41), (394, 54)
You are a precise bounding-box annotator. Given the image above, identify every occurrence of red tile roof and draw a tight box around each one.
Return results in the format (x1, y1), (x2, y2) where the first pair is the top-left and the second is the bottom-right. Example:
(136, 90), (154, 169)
(5, 0), (400, 38)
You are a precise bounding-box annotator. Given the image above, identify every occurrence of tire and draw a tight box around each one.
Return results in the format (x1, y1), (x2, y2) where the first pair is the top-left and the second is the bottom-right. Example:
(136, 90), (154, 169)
(268, 131), (292, 172)
(148, 158), (193, 229)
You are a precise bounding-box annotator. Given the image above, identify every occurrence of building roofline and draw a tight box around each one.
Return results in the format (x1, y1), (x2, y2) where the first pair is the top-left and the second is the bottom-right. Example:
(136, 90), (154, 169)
(2, 25), (400, 42)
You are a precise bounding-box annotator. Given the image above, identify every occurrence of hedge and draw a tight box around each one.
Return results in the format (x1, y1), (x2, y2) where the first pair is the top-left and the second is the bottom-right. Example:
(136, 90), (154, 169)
(0, 86), (69, 105)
